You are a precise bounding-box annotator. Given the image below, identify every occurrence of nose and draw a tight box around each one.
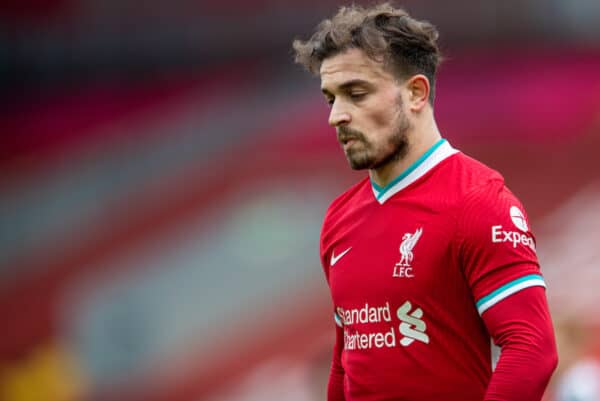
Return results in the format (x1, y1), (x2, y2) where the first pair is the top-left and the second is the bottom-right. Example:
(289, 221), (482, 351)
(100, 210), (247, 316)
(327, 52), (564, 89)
(328, 101), (351, 127)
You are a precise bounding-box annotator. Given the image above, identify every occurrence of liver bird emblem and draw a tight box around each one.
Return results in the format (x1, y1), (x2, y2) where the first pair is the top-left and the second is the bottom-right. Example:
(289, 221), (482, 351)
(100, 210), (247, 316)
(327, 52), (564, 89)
(399, 228), (423, 267)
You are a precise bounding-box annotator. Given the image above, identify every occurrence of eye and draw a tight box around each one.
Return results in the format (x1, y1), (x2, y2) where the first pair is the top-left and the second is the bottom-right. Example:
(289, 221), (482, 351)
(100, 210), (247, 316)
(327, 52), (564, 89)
(349, 92), (367, 101)
(326, 97), (335, 107)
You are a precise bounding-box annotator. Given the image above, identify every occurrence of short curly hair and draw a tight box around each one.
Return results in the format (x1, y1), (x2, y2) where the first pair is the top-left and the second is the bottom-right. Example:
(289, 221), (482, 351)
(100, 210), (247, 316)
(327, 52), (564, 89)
(292, 3), (442, 103)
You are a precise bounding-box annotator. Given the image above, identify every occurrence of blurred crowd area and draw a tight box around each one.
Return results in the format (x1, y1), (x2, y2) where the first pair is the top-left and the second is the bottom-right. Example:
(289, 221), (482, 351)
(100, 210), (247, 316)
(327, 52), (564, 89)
(1, 1), (600, 401)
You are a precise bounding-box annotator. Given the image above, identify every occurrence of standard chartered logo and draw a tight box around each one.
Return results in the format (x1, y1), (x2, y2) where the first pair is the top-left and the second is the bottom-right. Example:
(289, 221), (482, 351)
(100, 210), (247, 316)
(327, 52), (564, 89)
(397, 300), (429, 346)
(338, 300), (429, 350)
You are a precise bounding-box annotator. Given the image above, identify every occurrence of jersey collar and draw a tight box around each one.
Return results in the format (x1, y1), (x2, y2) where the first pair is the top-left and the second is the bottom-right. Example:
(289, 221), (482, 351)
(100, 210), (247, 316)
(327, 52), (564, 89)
(370, 138), (458, 204)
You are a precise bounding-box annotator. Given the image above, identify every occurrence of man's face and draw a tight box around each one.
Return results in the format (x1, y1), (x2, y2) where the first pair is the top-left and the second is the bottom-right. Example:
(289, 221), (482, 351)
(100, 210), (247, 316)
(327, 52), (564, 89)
(320, 48), (411, 170)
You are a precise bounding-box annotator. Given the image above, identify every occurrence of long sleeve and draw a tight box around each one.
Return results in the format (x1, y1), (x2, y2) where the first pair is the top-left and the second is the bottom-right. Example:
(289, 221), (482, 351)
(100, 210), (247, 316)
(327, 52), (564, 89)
(482, 286), (558, 401)
(328, 318), (345, 401)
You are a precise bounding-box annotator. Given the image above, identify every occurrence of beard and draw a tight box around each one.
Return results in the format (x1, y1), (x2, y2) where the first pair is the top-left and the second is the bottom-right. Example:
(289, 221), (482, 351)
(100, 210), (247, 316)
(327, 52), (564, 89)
(337, 109), (411, 171)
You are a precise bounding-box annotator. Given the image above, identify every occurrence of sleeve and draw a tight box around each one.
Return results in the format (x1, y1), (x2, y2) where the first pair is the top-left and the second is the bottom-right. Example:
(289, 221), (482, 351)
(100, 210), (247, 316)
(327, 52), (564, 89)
(457, 181), (557, 399)
(482, 286), (558, 401)
(457, 180), (546, 315)
(320, 213), (346, 401)
(328, 312), (346, 401)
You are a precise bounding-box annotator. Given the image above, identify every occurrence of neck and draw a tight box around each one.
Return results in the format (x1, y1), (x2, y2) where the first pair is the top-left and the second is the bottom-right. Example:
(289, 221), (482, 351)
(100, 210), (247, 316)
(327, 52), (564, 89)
(369, 117), (442, 188)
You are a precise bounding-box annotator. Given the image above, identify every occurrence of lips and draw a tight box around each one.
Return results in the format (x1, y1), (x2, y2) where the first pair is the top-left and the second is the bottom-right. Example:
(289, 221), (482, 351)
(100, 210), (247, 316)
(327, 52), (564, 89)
(342, 138), (361, 151)
(339, 137), (359, 145)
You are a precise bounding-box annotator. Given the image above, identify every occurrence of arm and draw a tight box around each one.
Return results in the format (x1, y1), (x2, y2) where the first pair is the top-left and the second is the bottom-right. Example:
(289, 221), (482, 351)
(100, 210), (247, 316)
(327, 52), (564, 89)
(482, 286), (558, 401)
(455, 180), (557, 400)
(321, 209), (345, 401)
(328, 320), (345, 401)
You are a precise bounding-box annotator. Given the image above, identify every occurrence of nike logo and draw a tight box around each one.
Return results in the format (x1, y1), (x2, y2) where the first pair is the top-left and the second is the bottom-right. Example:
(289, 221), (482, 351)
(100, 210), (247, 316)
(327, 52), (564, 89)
(330, 247), (352, 266)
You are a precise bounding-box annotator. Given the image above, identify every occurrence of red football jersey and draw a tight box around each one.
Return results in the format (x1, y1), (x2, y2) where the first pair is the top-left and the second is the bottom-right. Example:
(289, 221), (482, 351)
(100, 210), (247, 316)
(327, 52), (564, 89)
(319, 138), (546, 401)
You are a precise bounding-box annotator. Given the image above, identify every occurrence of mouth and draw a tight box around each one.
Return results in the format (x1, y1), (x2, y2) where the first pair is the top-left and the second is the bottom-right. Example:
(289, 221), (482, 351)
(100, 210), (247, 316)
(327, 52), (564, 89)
(340, 137), (359, 147)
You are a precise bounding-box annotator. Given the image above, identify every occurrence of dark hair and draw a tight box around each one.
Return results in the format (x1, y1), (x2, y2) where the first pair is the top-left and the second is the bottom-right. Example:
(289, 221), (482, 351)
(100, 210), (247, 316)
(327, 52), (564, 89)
(293, 3), (442, 103)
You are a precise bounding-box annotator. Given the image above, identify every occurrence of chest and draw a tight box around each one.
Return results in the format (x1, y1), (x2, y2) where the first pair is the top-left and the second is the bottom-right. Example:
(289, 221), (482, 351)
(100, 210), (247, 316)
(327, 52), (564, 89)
(327, 202), (460, 307)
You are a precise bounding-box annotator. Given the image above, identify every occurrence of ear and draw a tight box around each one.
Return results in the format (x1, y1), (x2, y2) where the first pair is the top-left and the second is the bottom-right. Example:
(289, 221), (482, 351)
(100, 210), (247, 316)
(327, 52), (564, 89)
(406, 74), (430, 112)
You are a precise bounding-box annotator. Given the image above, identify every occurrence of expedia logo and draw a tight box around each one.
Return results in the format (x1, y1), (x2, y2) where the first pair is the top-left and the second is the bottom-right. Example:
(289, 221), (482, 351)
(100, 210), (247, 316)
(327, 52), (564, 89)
(509, 206), (528, 232)
(491, 206), (536, 252)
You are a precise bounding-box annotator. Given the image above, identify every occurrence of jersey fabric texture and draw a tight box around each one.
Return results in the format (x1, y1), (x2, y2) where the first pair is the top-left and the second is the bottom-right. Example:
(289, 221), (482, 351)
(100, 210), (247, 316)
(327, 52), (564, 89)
(319, 139), (548, 401)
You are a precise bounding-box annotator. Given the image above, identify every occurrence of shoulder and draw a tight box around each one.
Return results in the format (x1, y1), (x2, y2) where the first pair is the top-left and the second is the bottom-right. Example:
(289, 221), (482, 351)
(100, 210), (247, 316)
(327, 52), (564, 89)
(322, 176), (371, 227)
(449, 153), (527, 226)
(437, 150), (534, 247)
(319, 176), (370, 258)
(454, 153), (525, 223)
(447, 152), (506, 197)
(448, 154), (540, 311)
(450, 153), (535, 256)
(416, 150), (508, 219)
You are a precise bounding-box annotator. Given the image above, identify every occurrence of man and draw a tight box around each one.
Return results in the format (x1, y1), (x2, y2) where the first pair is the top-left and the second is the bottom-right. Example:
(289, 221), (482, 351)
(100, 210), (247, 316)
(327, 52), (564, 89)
(292, 3), (557, 401)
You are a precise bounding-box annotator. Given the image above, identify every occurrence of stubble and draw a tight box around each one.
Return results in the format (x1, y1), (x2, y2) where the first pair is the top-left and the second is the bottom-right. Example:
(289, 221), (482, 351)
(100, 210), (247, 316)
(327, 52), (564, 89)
(338, 107), (411, 171)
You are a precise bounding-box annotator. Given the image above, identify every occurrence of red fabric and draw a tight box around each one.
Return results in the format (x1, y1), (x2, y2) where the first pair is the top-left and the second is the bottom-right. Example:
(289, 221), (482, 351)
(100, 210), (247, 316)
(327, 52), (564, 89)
(328, 322), (345, 401)
(456, 176), (540, 306)
(319, 142), (556, 400)
(482, 286), (558, 401)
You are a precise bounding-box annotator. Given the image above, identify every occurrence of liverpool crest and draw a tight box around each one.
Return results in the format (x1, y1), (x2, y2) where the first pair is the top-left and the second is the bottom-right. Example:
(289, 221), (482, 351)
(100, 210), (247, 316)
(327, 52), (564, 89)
(393, 228), (423, 278)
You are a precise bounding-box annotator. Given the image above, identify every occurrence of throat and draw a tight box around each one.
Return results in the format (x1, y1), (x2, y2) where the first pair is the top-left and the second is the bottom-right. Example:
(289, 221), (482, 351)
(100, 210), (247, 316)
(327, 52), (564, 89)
(369, 150), (412, 188)
(369, 143), (410, 187)
(370, 137), (447, 193)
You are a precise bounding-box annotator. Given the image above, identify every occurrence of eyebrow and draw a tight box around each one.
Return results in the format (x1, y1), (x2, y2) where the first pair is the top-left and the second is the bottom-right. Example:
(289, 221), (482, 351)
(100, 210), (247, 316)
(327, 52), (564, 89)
(321, 79), (373, 96)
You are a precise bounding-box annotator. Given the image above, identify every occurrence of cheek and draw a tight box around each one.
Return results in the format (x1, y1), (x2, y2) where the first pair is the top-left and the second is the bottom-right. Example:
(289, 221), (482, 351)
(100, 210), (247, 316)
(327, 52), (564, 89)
(370, 110), (391, 128)
(367, 108), (402, 137)
(367, 95), (404, 130)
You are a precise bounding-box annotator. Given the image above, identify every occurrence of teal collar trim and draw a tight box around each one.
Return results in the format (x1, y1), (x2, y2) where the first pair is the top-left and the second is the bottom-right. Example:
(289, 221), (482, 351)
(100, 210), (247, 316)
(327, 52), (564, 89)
(370, 138), (457, 204)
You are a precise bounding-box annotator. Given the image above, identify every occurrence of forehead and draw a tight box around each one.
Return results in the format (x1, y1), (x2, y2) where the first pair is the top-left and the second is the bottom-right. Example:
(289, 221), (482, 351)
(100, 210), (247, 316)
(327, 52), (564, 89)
(320, 48), (394, 90)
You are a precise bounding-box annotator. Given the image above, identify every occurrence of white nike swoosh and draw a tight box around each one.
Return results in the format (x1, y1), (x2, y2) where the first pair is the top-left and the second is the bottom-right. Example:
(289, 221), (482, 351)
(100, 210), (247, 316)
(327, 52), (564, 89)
(330, 247), (352, 266)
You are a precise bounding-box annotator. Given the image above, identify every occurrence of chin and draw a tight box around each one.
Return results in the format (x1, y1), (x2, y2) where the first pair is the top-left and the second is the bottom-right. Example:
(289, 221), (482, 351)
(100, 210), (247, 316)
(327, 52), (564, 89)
(347, 156), (374, 170)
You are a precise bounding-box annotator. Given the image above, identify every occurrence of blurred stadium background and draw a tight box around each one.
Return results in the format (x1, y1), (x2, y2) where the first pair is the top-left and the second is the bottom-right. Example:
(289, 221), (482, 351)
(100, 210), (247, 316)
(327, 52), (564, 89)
(1, 0), (599, 400)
